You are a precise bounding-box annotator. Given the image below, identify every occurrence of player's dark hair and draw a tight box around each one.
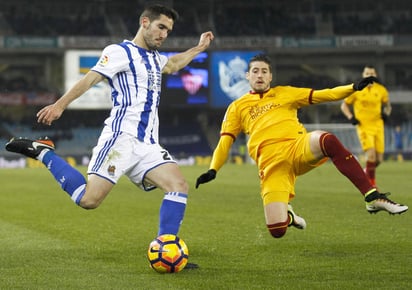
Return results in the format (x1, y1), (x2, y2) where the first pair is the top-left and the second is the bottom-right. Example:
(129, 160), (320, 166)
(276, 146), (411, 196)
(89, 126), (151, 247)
(248, 54), (272, 72)
(140, 4), (179, 23)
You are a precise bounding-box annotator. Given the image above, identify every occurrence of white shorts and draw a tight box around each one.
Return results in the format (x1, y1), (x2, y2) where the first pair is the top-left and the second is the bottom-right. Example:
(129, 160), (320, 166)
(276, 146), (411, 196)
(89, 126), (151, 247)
(87, 127), (176, 191)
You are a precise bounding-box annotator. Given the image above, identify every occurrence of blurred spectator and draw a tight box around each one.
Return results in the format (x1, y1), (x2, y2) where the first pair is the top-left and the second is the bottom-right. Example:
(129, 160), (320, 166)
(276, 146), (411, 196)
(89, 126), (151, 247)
(394, 125), (404, 162)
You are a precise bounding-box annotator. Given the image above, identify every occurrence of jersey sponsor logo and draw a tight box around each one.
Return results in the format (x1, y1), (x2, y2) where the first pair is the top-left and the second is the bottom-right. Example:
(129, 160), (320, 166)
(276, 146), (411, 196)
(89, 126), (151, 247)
(249, 103), (277, 120)
(147, 69), (161, 92)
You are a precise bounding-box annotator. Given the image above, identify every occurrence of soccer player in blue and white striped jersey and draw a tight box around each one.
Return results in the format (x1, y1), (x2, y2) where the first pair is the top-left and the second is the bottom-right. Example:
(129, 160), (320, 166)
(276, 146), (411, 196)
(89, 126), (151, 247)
(6, 4), (214, 255)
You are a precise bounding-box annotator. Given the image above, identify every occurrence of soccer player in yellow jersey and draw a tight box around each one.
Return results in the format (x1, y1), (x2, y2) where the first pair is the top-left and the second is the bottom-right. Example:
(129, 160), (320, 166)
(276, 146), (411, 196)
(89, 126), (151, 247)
(340, 65), (391, 187)
(196, 54), (407, 239)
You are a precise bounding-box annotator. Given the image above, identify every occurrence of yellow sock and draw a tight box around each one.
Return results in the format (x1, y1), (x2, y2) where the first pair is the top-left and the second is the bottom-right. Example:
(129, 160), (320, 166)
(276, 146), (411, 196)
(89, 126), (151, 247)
(364, 189), (377, 198)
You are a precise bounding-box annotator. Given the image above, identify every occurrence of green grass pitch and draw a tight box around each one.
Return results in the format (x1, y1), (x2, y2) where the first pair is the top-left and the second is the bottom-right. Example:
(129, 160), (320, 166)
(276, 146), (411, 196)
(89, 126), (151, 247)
(1, 161), (411, 289)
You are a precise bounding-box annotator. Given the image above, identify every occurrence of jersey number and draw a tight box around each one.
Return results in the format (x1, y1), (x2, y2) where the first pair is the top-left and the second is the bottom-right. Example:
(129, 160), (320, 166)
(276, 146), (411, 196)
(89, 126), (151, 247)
(161, 150), (172, 161)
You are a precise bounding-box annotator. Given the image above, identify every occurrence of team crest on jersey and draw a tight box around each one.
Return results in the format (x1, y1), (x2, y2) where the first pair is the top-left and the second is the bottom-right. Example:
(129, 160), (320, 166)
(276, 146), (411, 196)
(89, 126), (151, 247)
(98, 55), (109, 66)
(107, 165), (116, 176)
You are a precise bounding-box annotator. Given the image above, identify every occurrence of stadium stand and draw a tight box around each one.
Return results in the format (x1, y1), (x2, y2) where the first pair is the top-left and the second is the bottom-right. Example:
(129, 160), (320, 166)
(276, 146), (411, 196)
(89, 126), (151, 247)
(1, 0), (412, 160)
(1, 0), (412, 37)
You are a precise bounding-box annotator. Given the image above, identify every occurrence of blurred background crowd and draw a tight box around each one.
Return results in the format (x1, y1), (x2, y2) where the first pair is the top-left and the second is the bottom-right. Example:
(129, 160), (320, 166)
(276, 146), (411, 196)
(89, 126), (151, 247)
(1, 0), (412, 162)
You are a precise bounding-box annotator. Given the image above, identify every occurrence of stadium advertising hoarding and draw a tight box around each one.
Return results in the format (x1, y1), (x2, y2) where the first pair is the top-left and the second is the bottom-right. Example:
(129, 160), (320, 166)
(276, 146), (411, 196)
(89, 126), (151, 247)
(3, 36), (58, 48)
(64, 50), (112, 109)
(282, 37), (335, 48)
(160, 51), (209, 107)
(336, 35), (394, 47)
(0, 92), (57, 105)
(209, 51), (262, 108)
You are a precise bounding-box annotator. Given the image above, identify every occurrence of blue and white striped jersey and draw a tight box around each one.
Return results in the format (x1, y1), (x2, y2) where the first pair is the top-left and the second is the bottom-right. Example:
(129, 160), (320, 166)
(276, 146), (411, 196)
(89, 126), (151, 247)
(91, 40), (168, 144)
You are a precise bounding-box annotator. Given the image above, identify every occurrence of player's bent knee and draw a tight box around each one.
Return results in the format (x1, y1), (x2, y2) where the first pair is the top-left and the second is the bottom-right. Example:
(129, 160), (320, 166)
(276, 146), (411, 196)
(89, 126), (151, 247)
(181, 180), (189, 194)
(267, 220), (289, 238)
(78, 195), (102, 210)
(176, 178), (189, 192)
(164, 179), (189, 194)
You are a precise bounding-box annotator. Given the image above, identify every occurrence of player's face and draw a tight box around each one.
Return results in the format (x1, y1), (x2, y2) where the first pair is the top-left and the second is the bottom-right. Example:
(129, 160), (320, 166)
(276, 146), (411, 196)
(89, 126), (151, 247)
(246, 61), (272, 93)
(143, 15), (174, 50)
(362, 67), (377, 78)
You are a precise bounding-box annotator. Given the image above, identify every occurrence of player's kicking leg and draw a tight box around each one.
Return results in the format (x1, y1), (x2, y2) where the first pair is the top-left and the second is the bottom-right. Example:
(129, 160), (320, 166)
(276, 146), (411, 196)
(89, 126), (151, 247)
(6, 136), (88, 205)
(364, 191), (408, 215)
(5, 136), (55, 158)
(317, 132), (408, 215)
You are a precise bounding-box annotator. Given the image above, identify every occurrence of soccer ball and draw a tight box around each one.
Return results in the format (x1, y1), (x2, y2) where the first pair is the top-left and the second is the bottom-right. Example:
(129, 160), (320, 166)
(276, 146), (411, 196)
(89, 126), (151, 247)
(147, 234), (189, 273)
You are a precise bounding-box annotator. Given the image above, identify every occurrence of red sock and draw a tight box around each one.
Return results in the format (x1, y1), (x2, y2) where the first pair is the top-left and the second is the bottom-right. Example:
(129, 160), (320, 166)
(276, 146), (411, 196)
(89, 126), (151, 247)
(366, 161), (376, 180)
(267, 218), (289, 238)
(319, 133), (374, 195)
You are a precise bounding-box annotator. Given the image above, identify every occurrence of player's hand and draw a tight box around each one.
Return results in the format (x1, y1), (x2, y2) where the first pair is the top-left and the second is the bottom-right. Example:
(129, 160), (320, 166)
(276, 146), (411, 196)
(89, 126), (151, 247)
(353, 76), (379, 91)
(197, 31), (214, 51)
(195, 169), (216, 188)
(36, 103), (64, 126)
(349, 116), (360, 125)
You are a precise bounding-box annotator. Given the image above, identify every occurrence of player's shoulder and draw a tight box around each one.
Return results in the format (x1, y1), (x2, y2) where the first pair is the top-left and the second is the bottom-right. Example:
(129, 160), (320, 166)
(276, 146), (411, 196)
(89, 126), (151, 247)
(274, 85), (309, 90)
(101, 42), (129, 55)
(106, 40), (145, 53)
(272, 85), (312, 96)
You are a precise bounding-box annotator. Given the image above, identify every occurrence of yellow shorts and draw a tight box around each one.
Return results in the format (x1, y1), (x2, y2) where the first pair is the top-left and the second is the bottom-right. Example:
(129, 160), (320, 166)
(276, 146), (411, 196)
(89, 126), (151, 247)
(257, 133), (327, 205)
(356, 125), (385, 153)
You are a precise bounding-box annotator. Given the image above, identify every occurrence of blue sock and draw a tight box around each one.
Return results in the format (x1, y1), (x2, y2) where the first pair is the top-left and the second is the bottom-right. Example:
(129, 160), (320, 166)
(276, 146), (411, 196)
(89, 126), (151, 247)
(158, 192), (188, 236)
(42, 151), (86, 205)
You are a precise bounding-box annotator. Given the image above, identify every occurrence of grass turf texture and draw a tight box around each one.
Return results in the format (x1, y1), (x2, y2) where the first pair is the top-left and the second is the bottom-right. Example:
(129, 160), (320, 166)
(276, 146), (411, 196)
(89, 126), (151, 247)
(0, 161), (411, 289)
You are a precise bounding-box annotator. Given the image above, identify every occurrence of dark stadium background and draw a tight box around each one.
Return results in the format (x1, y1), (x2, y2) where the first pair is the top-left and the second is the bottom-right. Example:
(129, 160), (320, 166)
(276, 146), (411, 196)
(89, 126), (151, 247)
(1, 0), (412, 165)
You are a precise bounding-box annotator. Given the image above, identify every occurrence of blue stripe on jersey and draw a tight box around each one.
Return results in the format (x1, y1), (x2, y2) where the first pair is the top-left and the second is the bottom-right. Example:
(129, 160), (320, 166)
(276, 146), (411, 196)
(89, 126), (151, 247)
(91, 132), (121, 172)
(112, 71), (131, 132)
(111, 43), (134, 133)
(149, 51), (162, 144)
(108, 78), (120, 106)
(137, 47), (155, 143)
(152, 51), (162, 107)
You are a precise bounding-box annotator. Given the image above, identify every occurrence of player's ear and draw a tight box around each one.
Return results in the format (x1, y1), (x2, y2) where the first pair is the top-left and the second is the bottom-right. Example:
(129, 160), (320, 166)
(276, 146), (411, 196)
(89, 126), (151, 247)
(141, 17), (150, 29)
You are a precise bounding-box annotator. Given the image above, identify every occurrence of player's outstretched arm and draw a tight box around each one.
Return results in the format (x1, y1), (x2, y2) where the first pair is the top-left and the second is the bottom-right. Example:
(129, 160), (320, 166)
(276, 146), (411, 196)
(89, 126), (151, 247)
(162, 31), (214, 74)
(195, 135), (233, 188)
(311, 76), (379, 105)
(37, 71), (104, 125)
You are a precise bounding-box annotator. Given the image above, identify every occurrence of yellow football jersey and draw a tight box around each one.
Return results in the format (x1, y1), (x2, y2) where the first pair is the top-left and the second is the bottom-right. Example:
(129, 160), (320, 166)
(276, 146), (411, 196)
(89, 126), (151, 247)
(220, 85), (353, 160)
(344, 82), (389, 126)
